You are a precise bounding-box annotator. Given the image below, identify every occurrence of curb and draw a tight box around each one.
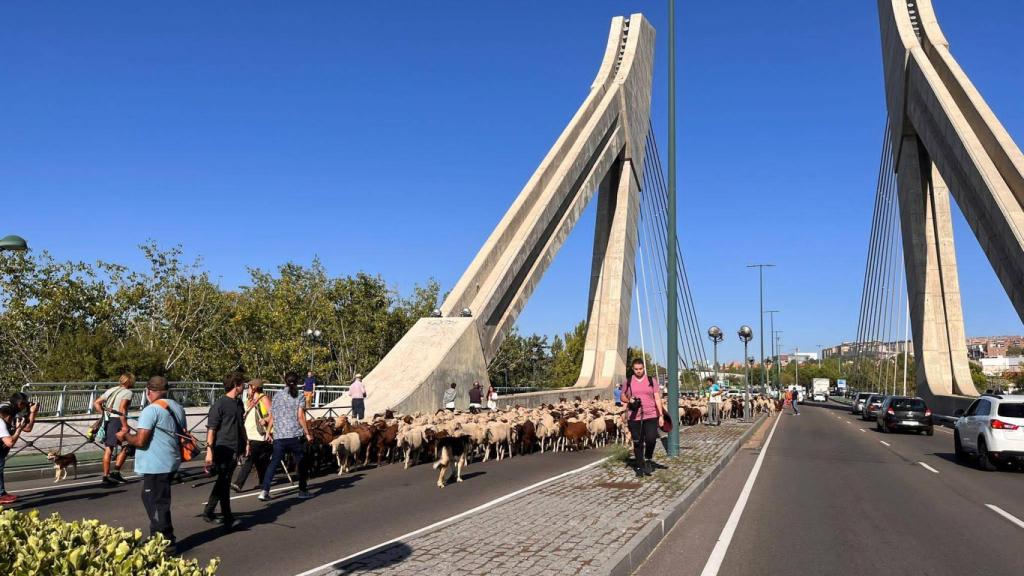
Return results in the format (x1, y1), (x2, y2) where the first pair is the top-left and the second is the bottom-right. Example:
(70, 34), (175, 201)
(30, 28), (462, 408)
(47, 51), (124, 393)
(600, 415), (771, 576)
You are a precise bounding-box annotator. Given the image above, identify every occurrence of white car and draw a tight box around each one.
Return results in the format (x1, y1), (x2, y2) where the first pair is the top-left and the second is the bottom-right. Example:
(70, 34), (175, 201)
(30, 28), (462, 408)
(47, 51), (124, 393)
(812, 393), (827, 402)
(954, 394), (1024, 470)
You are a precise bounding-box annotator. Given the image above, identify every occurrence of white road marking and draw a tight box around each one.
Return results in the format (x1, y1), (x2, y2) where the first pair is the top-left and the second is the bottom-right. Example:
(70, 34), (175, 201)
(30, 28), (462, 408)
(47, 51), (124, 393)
(879, 441), (891, 447)
(935, 427), (953, 435)
(12, 474), (140, 494)
(698, 414), (783, 576)
(918, 462), (939, 474)
(293, 454), (611, 576)
(859, 429), (866, 433)
(203, 483), (298, 505)
(986, 504), (1024, 530)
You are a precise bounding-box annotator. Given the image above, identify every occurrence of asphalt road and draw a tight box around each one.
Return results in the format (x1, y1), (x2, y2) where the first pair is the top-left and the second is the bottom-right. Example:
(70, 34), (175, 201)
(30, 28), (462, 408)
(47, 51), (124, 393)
(636, 400), (1024, 576)
(5, 446), (608, 575)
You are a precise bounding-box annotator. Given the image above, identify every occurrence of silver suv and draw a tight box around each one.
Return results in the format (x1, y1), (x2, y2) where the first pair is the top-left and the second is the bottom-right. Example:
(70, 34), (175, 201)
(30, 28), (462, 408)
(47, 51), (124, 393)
(852, 392), (877, 415)
(953, 394), (1024, 471)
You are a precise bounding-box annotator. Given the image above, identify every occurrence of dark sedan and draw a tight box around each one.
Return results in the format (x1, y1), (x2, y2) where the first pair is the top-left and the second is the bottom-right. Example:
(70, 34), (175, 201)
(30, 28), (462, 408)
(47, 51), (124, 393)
(877, 396), (933, 435)
(862, 394), (887, 421)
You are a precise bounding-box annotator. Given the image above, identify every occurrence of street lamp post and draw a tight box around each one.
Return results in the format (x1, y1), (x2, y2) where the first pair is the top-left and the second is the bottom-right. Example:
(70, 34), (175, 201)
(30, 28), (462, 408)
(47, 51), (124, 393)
(747, 263), (774, 393)
(304, 328), (322, 373)
(738, 325), (753, 419)
(707, 326), (724, 388)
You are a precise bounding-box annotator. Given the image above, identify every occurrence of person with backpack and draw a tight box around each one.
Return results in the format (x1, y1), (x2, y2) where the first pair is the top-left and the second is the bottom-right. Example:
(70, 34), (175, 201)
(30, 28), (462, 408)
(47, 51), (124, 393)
(621, 357), (665, 478)
(258, 371), (313, 502)
(232, 378), (272, 491)
(92, 373), (135, 486)
(116, 376), (186, 552)
(202, 371), (246, 531)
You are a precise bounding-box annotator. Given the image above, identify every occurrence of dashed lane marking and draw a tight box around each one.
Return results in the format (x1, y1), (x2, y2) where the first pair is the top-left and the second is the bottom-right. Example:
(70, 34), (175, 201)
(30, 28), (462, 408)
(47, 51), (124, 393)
(859, 429), (866, 432)
(879, 441), (891, 447)
(918, 462), (940, 474)
(986, 504), (1024, 530)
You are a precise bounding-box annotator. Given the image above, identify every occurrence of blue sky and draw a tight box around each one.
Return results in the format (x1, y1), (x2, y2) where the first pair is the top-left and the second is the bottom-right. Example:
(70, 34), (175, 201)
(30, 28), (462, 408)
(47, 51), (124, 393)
(2, 1), (1022, 364)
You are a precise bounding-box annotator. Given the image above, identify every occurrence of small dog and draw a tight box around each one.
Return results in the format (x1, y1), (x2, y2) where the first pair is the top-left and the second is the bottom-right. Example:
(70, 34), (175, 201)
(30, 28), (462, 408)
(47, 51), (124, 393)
(432, 435), (471, 488)
(46, 451), (78, 483)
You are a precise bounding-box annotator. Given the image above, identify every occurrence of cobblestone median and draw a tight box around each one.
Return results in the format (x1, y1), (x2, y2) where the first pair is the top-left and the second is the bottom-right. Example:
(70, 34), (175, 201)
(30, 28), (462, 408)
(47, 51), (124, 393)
(312, 419), (758, 576)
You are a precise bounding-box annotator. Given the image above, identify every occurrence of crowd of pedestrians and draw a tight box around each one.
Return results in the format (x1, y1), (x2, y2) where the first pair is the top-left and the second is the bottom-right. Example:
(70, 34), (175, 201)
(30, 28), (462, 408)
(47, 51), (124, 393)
(440, 381), (501, 413)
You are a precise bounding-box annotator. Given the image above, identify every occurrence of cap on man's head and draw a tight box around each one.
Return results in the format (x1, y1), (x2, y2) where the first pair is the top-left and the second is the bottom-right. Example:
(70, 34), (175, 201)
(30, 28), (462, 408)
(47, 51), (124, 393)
(355, 373), (363, 379)
(147, 376), (169, 392)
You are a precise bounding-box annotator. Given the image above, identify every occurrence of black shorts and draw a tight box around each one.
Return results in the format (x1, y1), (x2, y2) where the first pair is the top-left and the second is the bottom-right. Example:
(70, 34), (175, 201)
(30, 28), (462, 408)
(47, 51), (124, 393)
(104, 418), (122, 448)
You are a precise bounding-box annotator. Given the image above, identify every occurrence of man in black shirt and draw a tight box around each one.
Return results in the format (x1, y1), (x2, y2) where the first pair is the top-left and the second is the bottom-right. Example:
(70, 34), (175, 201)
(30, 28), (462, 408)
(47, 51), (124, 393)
(204, 371), (246, 531)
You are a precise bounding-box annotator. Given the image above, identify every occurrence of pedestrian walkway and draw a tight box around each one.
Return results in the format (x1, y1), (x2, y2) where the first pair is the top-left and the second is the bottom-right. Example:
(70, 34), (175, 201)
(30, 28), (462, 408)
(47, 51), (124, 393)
(307, 419), (758, 576)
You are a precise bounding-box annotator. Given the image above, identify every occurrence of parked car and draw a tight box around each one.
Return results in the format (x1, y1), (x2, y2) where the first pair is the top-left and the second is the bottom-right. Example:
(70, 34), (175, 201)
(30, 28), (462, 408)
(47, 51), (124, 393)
(852, 392), (876, 415)
(812, 393), (827, 402)
(953, 394), (1024, 471)
(862, 394), (887, 421)
(876, 396), (933, 435)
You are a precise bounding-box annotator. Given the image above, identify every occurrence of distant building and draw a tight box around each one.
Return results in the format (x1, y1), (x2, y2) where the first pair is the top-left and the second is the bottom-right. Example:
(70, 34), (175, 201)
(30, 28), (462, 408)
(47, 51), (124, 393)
(966, 335), (1024, 358)
(979, 356), (1024, 376)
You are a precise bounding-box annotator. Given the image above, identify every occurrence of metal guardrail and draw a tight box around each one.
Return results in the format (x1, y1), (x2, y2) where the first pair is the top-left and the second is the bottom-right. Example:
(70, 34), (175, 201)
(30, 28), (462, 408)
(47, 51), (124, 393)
(20, 381), (350, 417)
(9, 399), (354, 467)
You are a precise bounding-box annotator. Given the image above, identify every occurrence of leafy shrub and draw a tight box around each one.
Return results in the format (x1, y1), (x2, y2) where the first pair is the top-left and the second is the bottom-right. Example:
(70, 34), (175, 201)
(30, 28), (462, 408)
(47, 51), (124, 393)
(0, 508), (218, 575)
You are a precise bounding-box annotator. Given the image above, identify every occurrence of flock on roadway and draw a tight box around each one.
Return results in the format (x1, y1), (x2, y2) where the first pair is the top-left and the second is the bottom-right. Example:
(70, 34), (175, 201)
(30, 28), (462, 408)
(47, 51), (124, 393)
(290, 394), (782, 488)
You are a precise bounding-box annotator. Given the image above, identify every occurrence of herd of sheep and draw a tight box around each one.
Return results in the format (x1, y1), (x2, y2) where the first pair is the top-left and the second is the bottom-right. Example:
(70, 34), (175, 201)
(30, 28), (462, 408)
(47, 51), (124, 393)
(298, 393), (779, 487)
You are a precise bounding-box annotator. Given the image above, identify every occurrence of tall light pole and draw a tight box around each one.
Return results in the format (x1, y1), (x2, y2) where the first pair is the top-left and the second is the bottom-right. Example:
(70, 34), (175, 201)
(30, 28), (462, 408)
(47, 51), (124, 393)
(747, 264), (774, 392)
(764, 310), (779, 385)
(665, 0), (680, 457)
(817, 344), (823, 368)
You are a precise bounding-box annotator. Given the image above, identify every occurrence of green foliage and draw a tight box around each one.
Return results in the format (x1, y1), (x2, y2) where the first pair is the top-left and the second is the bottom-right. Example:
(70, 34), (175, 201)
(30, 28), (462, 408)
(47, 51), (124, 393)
(0, 244), (439, 387)
(487, 320), (593, 389)
(0, 507), (217, 575)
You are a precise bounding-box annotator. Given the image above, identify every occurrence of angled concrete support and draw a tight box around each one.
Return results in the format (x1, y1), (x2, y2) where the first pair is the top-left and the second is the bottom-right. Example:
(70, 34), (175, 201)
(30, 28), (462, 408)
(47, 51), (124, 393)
(879, 0), (1024, 406)
(354, 15), (655, 415)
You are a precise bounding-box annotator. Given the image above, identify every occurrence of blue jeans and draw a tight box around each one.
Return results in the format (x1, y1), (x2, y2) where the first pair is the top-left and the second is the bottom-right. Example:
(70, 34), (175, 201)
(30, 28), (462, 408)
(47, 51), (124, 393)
(352, 398), (365, 420)
(0, 452), (7, 495)
(261, 437), (308, 493)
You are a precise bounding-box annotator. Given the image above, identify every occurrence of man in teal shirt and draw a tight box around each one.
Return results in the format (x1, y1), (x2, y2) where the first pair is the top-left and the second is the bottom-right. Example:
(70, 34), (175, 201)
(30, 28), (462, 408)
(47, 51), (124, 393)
(117, 376), (186, 552)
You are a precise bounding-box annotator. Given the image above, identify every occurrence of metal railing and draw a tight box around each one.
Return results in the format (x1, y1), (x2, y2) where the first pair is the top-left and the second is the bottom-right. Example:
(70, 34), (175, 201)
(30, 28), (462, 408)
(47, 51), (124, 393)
(20, 382), (351, 417)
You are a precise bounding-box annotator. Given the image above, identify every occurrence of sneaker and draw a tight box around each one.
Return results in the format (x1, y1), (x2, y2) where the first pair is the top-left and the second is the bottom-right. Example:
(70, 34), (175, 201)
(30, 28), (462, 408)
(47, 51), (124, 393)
(100, 476), (118, 488)
(230, 482), (243, 493)
(109, 471), (127, 483)
(296, 490), (314, 500)
(200, 512), (219, 524)
(644, 460), (654, 475)
(257, 490), (270, 502)
(633, 466), (645, 479)
(0, 493), (17, 505)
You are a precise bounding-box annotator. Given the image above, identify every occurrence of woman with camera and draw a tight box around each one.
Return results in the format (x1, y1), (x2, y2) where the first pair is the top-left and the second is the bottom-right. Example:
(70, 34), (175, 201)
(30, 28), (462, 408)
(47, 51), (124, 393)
(621, 357), (665, 478)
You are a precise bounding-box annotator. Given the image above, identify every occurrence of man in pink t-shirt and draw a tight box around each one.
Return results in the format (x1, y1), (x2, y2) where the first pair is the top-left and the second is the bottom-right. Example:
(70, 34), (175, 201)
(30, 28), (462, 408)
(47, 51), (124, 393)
(621, 357), (666, 477)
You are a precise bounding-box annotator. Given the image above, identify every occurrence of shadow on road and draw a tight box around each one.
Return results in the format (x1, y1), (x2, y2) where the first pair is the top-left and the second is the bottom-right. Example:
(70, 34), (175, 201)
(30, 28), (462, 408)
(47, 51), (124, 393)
(176, 472), (366, 555)
(931, 452), (1024, 473)
(323, 542), (414, 575)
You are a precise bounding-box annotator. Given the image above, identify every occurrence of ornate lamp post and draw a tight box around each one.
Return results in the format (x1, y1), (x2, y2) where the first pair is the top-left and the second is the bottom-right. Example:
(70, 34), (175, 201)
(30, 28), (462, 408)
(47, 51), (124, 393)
(738, 325), (754, 419)
(0, 235), (28, 252)
(304, 328), (322, 373)
(708, 326), (724, 388)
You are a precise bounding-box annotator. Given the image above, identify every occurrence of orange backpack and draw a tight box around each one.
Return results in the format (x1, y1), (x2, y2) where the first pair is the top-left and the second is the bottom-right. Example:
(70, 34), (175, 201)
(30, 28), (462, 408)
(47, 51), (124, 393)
(153, 399), (200, 462)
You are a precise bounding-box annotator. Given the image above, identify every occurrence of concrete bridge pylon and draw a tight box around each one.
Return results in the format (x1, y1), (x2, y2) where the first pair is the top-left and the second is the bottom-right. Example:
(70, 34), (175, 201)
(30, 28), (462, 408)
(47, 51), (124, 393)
(878, 0), (1024, 411)
(354, 15), (655, 416)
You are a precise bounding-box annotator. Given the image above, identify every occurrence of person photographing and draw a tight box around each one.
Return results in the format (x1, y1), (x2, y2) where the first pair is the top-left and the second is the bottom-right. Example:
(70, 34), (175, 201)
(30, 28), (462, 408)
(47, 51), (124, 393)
(0, 395), (39, 504)
(621, 358), (665, 478)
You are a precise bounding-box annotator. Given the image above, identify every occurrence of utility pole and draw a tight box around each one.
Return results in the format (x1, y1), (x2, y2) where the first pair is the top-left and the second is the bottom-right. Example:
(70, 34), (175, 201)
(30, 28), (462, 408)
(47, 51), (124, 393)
(765, 310), (779, 386)
(665, 0), (680, 457)
(817, 344), (823, 368)
(748, 264), (775, 394)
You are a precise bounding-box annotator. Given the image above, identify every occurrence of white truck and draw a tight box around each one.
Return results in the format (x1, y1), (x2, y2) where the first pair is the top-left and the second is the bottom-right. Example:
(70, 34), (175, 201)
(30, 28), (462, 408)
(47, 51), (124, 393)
(812, 378), (830, 402)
